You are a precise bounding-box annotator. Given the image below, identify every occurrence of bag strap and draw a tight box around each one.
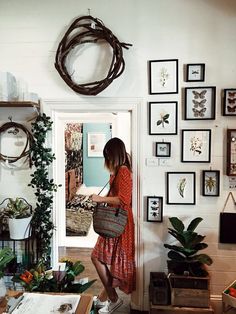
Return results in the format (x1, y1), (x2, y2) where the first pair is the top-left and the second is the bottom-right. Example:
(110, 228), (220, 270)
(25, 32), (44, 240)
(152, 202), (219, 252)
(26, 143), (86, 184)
(222, 192), (236, 212)
(98, 173), (117, 196)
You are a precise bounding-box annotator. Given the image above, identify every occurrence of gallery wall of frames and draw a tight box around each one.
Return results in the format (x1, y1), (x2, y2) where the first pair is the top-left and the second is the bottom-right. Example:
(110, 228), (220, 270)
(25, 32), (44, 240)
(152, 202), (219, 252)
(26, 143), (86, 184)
(146, 59), (236, 222)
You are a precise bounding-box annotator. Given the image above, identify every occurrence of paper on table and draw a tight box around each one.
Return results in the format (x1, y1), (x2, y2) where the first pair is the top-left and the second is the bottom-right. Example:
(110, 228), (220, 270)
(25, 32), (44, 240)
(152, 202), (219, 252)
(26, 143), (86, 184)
(11, 293), (81, 314)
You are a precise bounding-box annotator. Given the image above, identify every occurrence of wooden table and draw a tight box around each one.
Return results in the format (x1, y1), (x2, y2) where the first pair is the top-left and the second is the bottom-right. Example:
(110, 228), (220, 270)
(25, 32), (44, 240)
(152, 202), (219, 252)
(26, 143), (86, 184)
(0, 291), (93, 314)
(150, 303), (214, 314)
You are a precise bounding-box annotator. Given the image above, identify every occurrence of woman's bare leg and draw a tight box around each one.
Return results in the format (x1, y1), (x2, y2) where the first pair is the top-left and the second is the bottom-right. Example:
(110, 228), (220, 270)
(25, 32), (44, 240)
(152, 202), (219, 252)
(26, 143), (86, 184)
(91, 255), (118, 302)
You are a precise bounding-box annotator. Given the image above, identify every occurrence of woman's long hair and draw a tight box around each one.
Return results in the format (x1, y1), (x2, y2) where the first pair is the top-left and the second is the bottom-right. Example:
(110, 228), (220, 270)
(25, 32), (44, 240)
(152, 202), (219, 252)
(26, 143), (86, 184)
(103, 137), (131, 174)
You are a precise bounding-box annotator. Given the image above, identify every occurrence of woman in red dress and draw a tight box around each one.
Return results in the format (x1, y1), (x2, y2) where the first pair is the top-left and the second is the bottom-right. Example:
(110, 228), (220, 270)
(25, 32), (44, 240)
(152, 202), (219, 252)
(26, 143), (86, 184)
(91, 137), (136, 314)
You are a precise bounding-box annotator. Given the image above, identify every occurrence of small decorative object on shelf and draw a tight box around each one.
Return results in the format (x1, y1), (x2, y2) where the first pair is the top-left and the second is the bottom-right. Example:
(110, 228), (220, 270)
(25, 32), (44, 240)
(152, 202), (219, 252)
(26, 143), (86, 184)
(227, 129), (236, 176)
(12, 259), (96, 293)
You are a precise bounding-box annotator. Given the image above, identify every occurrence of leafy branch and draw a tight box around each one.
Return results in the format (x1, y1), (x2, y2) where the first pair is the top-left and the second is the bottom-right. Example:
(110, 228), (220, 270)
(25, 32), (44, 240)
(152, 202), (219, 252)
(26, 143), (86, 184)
(29, 113), (61, 265)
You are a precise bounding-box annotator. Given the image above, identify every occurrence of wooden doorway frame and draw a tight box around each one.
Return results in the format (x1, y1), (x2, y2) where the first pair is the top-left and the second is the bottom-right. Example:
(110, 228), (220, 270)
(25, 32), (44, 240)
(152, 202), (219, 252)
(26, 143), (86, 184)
(42, 97), (144, 310)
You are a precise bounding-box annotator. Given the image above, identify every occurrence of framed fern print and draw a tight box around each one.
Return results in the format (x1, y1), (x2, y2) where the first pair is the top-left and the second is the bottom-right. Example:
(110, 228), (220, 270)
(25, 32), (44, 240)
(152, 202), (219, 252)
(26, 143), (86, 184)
(167, 172), (196, 205)
(149, 102), (178, 135)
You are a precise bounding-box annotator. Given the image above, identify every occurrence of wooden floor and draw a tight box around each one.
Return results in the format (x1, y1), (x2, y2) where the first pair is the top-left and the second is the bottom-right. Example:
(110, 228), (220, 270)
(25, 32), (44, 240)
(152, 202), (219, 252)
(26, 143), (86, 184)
(58, 247), (131, 313)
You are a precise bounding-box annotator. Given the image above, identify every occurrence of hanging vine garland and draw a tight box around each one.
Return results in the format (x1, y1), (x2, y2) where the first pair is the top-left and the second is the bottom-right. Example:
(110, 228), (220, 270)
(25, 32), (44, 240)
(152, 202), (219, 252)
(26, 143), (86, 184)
(29, 113), (61, 265)
(55, 15), (132, 95)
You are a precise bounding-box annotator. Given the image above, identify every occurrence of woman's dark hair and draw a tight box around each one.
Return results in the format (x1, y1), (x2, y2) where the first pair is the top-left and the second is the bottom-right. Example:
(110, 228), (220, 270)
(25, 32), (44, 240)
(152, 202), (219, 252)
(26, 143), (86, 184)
(103, 137), (131, 173)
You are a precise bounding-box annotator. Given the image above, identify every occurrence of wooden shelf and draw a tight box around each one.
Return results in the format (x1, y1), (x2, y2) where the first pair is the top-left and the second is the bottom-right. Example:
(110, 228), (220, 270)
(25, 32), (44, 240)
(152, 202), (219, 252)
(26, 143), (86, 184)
(0, 101), (40, 121)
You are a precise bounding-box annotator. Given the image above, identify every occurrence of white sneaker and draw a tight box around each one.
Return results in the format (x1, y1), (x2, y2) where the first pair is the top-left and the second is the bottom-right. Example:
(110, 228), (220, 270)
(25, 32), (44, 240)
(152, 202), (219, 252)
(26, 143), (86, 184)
(93, 296), (108, 309)
(98, 298), (123, 314)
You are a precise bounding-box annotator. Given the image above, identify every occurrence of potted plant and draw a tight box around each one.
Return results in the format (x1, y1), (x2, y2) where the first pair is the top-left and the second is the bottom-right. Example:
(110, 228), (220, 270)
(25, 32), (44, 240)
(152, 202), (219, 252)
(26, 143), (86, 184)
(12, 258), (96, 293)
(3, 198), (33, 240)
(164, 216), (213, 277)
(0, 247), (14, 301)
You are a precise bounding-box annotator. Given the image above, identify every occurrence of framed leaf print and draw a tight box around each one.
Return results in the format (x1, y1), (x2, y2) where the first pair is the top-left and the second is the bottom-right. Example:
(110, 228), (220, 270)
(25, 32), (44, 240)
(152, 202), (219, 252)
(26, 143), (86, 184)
(148, 59), (178, 94)
(202, 170), (220, 196)
(181, 129), (211, 163)
(149, 102), (178, 135)
(167, 172), (196, 205)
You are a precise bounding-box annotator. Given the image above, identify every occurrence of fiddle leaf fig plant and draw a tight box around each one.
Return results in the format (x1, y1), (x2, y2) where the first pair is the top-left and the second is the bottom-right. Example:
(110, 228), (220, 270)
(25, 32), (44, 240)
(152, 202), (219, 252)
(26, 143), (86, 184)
(164, 217), (213, 277)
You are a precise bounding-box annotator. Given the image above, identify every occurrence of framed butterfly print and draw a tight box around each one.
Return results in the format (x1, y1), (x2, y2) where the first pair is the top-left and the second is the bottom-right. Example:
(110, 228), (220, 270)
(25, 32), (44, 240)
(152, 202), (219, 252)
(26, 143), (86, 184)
(186, 63), (205, 82)
(223, 89), (236, 116)
(149, 101), (178, 135)
(148, 59), (178, 94)
(155, 142), (171, 157)
(181, 129), (211, 163)
(184, 86), (216, 120)
(202, 170), (220, 196)
(166, 172), (196, 205)
(147, 196), (163, 222)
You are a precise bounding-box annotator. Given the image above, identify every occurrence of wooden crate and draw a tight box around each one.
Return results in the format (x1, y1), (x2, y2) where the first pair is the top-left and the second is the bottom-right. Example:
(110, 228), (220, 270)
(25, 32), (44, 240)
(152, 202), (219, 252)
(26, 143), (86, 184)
(149, 272), (170, 305)
(169, 274), (210, 308)
(150, 303), (214, 314)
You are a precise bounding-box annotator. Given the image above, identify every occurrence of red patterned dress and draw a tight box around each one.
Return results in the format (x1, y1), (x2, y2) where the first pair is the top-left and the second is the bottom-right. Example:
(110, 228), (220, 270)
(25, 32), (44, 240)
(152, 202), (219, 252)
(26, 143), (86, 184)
(91, 165), (136, 294)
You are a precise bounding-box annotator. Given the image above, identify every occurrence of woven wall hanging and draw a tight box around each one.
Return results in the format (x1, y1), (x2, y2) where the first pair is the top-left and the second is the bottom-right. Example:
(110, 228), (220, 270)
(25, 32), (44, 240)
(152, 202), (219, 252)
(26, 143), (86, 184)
(55, 15), (132, 96)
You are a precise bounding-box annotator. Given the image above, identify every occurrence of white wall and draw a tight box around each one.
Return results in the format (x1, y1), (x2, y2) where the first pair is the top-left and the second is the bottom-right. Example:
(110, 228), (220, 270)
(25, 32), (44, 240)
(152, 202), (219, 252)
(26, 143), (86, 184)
(1, 0), (236, 312)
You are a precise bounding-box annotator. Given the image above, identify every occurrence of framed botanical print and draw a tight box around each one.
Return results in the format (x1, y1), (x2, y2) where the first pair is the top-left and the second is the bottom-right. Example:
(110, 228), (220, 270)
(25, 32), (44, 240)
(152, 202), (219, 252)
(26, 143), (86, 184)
(181, 129), (211, 163)
(87, 132), (106, 157)
(149, 102), (178, 135)
(147, 196), (163, 222)
(223, 89), (236, 116)
(148, 59), (178, 94)
(155, 142), (171, 157)
(202, 170), (220, 196)
(166, 172), (196, 205)
(184, 86), (216, 120)
(186, 63), (205, 82)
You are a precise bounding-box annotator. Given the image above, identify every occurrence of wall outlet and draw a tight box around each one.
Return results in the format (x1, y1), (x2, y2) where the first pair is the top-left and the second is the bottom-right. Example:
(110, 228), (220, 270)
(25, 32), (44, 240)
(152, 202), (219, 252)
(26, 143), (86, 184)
(146, 158), (159, 167)
(159, 158), (170, 166)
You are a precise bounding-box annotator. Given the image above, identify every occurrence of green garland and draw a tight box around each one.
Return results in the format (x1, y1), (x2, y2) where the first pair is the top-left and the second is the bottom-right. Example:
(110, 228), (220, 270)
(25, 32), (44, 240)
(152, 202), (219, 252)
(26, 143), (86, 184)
(29, 113), (60, 264)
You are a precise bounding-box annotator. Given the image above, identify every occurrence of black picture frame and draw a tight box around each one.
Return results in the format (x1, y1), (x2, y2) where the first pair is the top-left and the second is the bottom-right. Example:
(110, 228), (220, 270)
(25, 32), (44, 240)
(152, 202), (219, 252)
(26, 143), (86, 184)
(148, 59), (178, 94)
(181, 129), (211, 163)
(149, 101), (178, 135)
(166, 172), (196, 205)
(184, 86), (216, 120)
(186, 63), (205, 82)
(155, 142), (171, 157)
(223, 89), (236, 116)
(202, 170), (220, 197)
(147, 196), (163, 222)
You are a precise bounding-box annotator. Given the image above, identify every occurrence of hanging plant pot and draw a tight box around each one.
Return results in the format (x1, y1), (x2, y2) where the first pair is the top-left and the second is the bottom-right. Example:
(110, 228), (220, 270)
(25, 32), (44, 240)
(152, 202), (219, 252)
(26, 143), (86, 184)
(8, 216), (32, 240)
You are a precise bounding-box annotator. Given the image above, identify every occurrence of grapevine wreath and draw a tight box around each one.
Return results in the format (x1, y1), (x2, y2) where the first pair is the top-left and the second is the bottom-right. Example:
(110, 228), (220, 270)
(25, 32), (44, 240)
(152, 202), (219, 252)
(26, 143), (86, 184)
(55, 15), (132, 96)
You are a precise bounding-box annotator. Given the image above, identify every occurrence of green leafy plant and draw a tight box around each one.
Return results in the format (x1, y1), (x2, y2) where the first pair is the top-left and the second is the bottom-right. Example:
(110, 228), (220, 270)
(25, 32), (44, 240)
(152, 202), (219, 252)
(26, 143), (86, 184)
(12, 259), (96, 293)
(156, 113), (169, 128)
(4, 198), (31, 219)
(0, 247), (15, 278)
(164, 217), (213, 277)
(29, 113), (61, 265)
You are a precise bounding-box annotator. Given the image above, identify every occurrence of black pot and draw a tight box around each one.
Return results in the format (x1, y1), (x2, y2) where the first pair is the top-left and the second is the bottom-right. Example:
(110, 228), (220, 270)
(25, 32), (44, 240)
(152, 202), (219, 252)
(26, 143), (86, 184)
(167, 260), (208, 277)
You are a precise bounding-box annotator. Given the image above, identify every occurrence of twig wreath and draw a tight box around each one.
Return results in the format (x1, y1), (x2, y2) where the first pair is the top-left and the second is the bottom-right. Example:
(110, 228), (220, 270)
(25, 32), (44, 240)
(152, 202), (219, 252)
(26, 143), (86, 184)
(55, 15), (132, 95)
(0, 121), (34, 168)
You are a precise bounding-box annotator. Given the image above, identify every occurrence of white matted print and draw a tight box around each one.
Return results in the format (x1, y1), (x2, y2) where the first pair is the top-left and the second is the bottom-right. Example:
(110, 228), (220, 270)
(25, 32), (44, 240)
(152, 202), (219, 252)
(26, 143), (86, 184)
(181, 129), (211, 163)
(149, 102), (178, 135)
(167, 172), (196, 205)
(184, 86), (216, 120)
(87, 132), (106, 157)
(147, 196), (163, 222)
(149, 59), (178, 94)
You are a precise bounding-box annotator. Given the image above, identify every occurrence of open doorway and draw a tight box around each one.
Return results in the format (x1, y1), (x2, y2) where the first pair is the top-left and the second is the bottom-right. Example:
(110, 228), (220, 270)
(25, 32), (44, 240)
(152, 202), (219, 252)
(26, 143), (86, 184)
(43, 98), (144, 311)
